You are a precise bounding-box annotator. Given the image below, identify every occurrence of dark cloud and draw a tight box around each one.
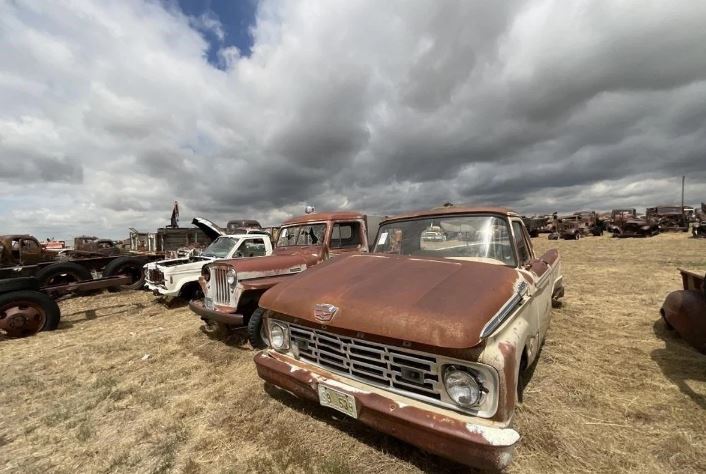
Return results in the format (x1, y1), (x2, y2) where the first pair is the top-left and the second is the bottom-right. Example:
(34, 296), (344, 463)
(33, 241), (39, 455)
(1, 0), (705, 239)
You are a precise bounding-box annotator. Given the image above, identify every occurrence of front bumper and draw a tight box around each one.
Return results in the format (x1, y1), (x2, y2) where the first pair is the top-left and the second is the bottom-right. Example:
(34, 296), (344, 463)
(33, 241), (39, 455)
(254, 350), (519, 470)
(188, 300), (244, 326)
(144, 281), (179, 297)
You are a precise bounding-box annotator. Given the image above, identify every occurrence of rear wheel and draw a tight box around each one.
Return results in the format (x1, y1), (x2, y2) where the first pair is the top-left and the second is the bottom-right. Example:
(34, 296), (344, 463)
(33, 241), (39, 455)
(0, 291), (60, 337)
(35, 262), (92, 287)
(103, 256), (146, 291)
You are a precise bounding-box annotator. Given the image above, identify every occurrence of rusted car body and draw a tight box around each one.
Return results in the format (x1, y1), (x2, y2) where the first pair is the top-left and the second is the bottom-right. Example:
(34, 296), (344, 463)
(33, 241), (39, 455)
(550, 214), (588, 240)
(254, 206), (564, 470)
(661, 269), (706, 353)
(189, 212), (382, 339)
(647, 206), (689, 232)
(521, 215), (552, 237)
(693, 203), (706, 238)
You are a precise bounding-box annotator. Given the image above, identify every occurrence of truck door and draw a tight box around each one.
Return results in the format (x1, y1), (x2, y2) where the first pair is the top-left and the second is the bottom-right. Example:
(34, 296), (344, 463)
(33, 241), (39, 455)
(329, 221), (366, 256)
(20, 238), (44, 265)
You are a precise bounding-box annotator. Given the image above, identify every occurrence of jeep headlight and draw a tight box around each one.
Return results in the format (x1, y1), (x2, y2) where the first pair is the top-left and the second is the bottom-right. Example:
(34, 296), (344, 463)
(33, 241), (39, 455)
(443, 366), (483, 407)
(227, 268), (237, 286)
(269, 321), (289, 351)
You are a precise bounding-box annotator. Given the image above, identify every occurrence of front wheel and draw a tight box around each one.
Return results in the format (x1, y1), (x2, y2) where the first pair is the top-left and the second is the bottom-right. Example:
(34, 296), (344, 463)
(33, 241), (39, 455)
(247, 308), (267, 349)
(0, 291), (60, 337)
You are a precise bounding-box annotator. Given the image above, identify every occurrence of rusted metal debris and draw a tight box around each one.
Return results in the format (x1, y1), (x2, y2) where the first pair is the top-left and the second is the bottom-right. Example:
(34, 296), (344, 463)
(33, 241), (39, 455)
(253, 205), (564, 470)
(693, 203), (706, 238)
(661, 269), (706, 353)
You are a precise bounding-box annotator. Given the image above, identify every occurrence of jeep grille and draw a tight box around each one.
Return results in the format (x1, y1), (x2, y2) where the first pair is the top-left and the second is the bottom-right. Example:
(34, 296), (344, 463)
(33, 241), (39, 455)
(211, 267), (233, 307)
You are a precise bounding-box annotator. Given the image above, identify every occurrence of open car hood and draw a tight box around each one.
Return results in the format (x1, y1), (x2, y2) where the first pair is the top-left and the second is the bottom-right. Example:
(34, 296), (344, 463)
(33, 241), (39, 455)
(192, 217), (225, 240)
(260, 253), (524, 349)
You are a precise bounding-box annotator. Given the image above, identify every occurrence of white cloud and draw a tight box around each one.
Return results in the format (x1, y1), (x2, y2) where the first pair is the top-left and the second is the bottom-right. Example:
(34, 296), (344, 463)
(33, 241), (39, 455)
(0, 0), (705, 241)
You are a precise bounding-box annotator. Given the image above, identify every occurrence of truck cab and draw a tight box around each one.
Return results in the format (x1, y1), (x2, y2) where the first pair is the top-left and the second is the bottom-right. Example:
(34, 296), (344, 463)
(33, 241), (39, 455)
(189, 211), (381, 340)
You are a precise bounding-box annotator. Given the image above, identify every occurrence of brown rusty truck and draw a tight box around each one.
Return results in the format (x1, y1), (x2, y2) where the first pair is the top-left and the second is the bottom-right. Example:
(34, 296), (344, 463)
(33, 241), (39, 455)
(253, 206), (564, 470)
(189, 211), (383, 343)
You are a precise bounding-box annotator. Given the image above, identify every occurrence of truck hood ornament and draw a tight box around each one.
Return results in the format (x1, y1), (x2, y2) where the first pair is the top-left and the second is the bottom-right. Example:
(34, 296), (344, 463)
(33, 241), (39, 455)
(314, 303), (338, 322)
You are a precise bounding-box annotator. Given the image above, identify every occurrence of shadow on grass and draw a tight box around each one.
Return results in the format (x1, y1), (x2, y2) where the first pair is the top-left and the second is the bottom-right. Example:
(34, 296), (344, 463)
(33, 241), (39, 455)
(59, 302), (146, 329)
(651, 318), (706, 410)
(262, 383), (486, 474)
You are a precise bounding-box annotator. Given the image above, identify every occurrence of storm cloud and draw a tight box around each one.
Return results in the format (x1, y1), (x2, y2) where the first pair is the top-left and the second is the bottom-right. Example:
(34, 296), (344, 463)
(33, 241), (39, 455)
(1, 0), (705, 239)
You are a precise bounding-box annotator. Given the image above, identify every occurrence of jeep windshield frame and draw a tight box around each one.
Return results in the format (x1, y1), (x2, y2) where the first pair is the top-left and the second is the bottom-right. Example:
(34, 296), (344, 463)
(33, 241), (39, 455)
(373, 214), (518, 267)
(276, 223), (327, 248)
(201, 236), (239, 258)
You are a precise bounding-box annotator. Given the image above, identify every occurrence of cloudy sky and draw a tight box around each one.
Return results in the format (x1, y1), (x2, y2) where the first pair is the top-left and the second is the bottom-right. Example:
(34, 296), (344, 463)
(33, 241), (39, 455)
(1, 0), (705, 240)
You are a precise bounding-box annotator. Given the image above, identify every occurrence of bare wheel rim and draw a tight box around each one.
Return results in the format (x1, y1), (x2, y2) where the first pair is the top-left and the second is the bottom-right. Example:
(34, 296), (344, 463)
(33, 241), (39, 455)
(0, 301), (47, 337)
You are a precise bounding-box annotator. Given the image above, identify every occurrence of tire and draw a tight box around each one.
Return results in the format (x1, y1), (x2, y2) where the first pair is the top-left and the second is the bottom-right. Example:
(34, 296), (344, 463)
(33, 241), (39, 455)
(103, 256), (147, 291)
(247, 308), (267, 349)
(0, 290), (60, 337)
(200, 320), (232, 339)
(0, 277), (40, 293)
(574, 233), (581, 240)
(35, 262), (92, 287)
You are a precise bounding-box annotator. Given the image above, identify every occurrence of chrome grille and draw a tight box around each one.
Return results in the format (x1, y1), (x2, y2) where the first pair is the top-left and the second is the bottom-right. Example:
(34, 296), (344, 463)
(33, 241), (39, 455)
(288, 323), (441, 400)
(211, 267), (233, 306)
(147, 268), (164, 284)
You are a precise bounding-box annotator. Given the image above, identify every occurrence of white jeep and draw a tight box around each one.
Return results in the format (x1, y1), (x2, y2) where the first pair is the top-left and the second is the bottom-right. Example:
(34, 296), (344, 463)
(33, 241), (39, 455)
(144, 233), (273, 301)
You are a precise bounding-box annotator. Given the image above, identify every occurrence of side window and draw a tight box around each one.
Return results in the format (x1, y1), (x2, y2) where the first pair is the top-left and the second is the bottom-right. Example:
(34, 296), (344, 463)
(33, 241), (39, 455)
(511, 221), (531, 265)
(241, 238), (267, 257)
(331, 222), (362, 249)
(22, 239), (40, 252)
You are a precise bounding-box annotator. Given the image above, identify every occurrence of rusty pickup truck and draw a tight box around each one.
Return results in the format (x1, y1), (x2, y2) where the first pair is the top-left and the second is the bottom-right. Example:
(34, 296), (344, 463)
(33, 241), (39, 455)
(189, 211), (383, 344)
(253, 206), (564, 470)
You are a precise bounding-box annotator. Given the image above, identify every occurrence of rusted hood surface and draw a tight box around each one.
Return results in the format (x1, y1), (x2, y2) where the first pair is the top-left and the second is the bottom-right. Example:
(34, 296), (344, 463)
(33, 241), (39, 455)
(260, 253), (522, 349)
(213, 247), (322, 279)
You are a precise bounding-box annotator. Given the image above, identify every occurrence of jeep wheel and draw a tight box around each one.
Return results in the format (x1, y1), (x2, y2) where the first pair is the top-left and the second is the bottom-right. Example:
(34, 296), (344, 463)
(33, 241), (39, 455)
(574, 233), (581, 240)
(247, 308), (268, 349)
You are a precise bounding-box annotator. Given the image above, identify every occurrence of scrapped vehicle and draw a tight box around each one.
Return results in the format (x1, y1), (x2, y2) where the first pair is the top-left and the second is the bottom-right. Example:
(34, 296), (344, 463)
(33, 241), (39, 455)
(226, 219), (262, 235)
(607, 209), (637, 234)
(0, 273), (132, 338)
(189, 211), (383, 342)
(613, 216), (660, 238)
(522, 215), (552, 237)
(573, 211), (605, 236)
(551, 215), (587, 240)
(144, 233), (273, 300)
(646, 206), (689, 232)
(421, 225), (446, 242)
(661, 269), (706, 353)
(254, 206), (564, 470)
(693, 203), (706, 238)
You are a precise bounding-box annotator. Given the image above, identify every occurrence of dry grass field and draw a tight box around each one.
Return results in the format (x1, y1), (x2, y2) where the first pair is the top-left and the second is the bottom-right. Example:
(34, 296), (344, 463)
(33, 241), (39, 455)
(1, 233), (705, 473)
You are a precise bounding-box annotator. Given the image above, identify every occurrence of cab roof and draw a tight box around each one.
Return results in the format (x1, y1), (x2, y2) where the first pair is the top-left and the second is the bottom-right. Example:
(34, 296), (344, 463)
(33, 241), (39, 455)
(381, 206), (519, 224)
(282, 211), (366, 226)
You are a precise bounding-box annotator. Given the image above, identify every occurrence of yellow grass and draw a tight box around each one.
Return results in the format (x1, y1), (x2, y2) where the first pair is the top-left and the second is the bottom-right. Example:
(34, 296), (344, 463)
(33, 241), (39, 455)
(1, 232), (705, 473)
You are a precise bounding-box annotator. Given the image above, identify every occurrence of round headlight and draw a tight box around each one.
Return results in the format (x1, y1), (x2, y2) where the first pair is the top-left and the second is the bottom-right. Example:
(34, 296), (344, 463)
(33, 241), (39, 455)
(444, 367), (482, 407)
(270, 323), (288, 350)
(226, 268), (237, 285)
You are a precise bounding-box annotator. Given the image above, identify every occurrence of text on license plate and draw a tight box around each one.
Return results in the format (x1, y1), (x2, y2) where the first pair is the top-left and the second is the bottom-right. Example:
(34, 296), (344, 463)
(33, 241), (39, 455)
(204, 297), (213, 310)
(318, 383), (358, 418)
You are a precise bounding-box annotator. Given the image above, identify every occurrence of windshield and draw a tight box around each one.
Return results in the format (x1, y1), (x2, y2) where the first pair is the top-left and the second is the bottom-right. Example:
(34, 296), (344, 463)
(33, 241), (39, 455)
(201, 237), (238, 258)
(373, 215), (517, 266)
(277, 224), (326, 247)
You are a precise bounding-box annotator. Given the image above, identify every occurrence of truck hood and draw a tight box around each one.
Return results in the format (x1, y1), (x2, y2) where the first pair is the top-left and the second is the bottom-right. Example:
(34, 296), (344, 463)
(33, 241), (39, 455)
(212, 250), (320, 280)
(192, 217), (225, 240)
(260, 253), (524, 349)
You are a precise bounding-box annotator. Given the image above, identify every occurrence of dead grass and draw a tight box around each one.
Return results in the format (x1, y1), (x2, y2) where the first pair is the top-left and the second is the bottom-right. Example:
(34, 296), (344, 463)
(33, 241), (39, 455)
(1, 232), (705, 473)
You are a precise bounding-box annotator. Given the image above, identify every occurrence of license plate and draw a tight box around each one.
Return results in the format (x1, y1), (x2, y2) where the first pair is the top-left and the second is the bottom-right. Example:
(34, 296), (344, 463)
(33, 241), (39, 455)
(204, 297), (213, 310)
(318, 383), (358, 418)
